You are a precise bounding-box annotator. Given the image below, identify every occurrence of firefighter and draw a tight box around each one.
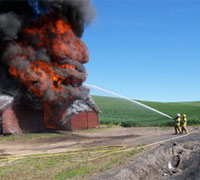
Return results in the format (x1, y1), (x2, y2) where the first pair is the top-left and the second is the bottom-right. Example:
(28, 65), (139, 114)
(182, 114), (189, 134)
(174, 113), (182, 134)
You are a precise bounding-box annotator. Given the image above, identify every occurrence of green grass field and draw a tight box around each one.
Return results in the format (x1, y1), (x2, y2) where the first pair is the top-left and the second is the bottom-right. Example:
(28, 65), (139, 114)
(0, 145), (141, 180)
(92, 96), (200, 127)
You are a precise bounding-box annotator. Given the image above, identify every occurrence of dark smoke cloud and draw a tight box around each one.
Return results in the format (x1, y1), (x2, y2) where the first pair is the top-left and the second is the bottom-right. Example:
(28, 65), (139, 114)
(48, 0), (97, 36)
(0, 0), (96, 111)
(0, 0), (96, 40)
(0, 12), (22, 40)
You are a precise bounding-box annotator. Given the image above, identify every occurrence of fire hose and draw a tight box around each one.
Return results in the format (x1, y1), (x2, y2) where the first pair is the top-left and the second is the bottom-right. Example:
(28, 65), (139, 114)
(0, 132), (191, 166)
(0, 145), (127, 163)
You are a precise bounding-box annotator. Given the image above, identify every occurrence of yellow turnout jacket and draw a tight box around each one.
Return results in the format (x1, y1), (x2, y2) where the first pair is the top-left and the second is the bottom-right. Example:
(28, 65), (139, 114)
(175, 117), (181, 126)
(182, 117), (187, 127)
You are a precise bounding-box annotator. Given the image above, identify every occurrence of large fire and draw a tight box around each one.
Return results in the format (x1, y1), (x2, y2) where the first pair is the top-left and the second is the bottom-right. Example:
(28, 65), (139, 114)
(8, 15), (88, 103)
(0, 0), (96, 130)
(6, 14), (90, 129)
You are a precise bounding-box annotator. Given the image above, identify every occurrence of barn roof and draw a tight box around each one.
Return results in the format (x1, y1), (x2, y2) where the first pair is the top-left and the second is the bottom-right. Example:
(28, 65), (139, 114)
(64, 95), (100, 120)
(0, 95), (14, 111)
(0, 94), (100, 113)
(84, 95), (101, 113)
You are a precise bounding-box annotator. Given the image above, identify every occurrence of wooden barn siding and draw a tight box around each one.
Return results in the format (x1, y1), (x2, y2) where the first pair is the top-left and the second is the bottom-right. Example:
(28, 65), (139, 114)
(70, 111), (99, 131)
(2, 104), (44, 134)
(70, 112), (88, 130)
(44, 106), (68, 130)
(87, 111), (99, 129)
(1, 103), (99, 134)
(2, 105), (22, 134)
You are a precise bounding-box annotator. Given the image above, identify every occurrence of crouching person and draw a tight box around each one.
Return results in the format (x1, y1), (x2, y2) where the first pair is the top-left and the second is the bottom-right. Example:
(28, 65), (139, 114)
(182, 114), (189, 134)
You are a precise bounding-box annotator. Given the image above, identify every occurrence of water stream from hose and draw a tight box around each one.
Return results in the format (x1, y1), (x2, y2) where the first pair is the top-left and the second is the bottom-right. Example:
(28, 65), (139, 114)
(84, 83), (172, 119)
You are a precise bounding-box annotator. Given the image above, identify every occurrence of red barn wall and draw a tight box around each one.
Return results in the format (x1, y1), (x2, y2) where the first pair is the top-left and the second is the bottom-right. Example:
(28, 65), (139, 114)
(44, 106), (67, 131)
(88, 111), (99, 129)
(70, 111), (99, 131)
(70, 112), (88, 130)
(2, 105), (22, 134)
(1, 103), (99, 134)
(2, 103), (44, 134)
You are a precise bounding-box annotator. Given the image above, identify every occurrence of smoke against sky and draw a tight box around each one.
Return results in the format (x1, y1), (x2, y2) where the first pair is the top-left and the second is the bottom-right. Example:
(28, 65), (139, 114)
(0, 0), (96, 39)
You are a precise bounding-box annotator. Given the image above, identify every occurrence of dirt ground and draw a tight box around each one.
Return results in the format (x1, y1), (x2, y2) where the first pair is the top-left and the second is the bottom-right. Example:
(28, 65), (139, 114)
(0, 126), (200, 180)
(0, 126), (186, 156)
(92, 127), (200, 180)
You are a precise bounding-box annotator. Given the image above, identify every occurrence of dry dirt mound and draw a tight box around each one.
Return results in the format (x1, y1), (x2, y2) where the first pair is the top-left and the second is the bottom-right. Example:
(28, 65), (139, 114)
(92, 131), (200, 180)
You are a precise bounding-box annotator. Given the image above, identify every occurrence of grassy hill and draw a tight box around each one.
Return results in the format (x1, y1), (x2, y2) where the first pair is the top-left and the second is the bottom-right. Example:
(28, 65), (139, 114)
(92, 96), (200, 127)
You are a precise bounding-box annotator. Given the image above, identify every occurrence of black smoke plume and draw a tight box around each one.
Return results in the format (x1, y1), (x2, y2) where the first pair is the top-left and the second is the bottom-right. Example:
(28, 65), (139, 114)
(0, 0), (96, 110)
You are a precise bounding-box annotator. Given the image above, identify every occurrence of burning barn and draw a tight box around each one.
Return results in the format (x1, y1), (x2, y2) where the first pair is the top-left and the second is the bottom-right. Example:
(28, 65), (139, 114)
(0, 95), (100, 134)
(0, 0), (99, 134)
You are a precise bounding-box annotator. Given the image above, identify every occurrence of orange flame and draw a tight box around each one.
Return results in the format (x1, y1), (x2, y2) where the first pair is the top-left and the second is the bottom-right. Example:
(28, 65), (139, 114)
(8, 14), (89, 129)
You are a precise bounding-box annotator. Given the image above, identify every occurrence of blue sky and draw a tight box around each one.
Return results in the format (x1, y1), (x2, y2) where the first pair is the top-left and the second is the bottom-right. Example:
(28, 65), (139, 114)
(82, 0), (200, 102)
